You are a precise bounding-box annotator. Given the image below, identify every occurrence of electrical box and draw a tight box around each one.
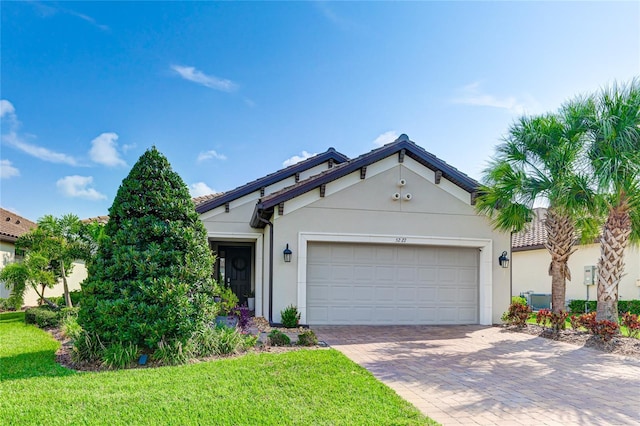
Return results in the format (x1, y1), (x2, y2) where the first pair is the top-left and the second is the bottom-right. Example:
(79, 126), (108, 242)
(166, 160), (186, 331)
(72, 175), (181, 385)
(583, 266), (596, 286)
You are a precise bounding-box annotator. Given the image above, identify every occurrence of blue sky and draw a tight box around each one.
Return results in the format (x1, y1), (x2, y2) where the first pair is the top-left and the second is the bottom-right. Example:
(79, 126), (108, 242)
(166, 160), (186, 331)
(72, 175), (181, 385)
(1, 1), (638, 221)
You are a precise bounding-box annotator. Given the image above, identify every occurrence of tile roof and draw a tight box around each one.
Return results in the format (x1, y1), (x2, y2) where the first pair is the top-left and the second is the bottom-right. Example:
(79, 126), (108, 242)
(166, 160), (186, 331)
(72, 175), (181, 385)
(251, 135), (480, 227)
(0, 208), (37, 242)
(192, 193), (223, 207)
(512, 208), (548, 250)
(195, 148), (349, 214)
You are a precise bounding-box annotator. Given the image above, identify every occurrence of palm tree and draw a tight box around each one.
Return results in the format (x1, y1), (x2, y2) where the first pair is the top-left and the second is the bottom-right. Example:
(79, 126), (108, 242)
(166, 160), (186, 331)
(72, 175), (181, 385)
(588, 79), (640, 322)
(476, 100), (596, 313)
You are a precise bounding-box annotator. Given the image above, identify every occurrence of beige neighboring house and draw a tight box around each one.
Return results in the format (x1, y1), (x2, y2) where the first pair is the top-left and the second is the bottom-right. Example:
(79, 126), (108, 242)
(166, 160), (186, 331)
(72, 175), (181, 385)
(0, 208), (86, 307)
(196, 135), (511, 325)
(512, 208), (640, 309)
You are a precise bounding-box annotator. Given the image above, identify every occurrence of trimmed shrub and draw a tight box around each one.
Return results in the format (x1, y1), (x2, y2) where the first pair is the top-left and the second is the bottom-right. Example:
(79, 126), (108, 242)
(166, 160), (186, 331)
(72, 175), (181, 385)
(297, 330), (318, 346)
(568, 299), (639, 315)
(268, 330), (291, 346)
(78, 147), (217, 360)
(280, 305), (301, 328)
(24, 306), (61, 328)
(618, 300), (640, 316)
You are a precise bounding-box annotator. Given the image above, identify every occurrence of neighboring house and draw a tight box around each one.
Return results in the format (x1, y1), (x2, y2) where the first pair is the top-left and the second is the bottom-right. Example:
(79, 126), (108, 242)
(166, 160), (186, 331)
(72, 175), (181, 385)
(512, 207), (640, 308)
(196, 135), (511, 325)
(0, 208), (85, 306)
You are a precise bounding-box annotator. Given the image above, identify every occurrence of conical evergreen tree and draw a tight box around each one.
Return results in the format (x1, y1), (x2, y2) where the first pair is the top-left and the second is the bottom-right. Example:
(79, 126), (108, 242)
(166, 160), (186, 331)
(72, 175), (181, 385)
(79, 147), (216, 351)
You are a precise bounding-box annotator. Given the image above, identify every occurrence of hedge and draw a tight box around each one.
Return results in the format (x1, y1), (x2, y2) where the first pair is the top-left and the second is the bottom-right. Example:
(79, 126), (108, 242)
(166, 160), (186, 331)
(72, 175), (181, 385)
(568, 299), (640, 315)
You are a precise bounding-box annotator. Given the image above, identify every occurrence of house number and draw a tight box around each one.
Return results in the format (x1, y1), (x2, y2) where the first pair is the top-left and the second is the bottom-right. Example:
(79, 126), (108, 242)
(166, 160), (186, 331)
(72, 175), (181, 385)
(395, 237), (407, 243)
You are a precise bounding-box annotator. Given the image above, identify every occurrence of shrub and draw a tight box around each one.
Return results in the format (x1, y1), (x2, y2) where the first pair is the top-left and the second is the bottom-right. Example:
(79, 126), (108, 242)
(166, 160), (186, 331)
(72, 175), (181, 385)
(24, 306), (61, 328)
(535, 309), (568, 333)
(61, 314), (83, 340)
(280, 305), (301, 328)
(234, 305), (253, 333)
(268, 330), (291, 346)
(297, 330), (318, 346)
(102, 342), (139, 369)
(567, 299), (597, 314)
(72, 331), (104, 363)
(78, 147), (217, 358)
(512, 296), (527, 306)
(211, 325), (246, 355)
(621, 312), (640, 339)
(618, 300), (640, 316)
(152, 339), (193, 366)
(0, 297), (20, 311)
(501, 302), (532, 327)
(575, 312), (619, 342)
(569, 315), (582, 331)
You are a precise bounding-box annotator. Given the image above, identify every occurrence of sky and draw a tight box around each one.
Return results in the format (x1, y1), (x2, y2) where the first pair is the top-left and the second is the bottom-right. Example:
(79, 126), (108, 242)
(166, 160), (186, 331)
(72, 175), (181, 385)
(1, 1), (639, 222)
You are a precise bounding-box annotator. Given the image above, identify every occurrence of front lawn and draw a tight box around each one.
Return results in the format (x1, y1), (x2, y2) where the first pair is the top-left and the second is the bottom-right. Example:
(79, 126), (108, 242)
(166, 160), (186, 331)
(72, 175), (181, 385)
(0, 312), (437, 425)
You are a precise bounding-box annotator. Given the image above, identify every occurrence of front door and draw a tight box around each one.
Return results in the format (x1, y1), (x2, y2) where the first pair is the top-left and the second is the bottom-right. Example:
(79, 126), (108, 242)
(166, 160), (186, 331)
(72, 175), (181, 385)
(220, 246), (252, 305)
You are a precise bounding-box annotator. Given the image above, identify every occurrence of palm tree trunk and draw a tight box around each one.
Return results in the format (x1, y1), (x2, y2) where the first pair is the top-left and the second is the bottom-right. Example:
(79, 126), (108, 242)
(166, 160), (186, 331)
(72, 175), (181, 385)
(596, 202), (631, 322)
(545, 209), (576, 312)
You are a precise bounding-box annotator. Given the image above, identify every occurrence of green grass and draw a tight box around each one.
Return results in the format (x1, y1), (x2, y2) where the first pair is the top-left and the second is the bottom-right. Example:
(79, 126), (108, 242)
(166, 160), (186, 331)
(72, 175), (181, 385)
(0, 312), (437, 425)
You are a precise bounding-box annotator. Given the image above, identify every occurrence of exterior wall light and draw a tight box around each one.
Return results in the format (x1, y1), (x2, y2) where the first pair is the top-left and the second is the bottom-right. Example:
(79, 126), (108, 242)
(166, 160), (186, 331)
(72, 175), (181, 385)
(283, 244), (292, 263)
(498, 251), (510, 268)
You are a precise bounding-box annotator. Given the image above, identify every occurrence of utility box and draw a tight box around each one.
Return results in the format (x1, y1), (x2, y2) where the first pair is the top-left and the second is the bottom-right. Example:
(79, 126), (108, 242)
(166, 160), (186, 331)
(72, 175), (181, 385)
(584, 265), (596, 286)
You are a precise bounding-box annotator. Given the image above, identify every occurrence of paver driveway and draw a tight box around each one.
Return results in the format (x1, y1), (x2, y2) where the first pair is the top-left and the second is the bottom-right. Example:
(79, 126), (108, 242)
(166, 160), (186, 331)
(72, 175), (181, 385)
(314, 325), (640, 426)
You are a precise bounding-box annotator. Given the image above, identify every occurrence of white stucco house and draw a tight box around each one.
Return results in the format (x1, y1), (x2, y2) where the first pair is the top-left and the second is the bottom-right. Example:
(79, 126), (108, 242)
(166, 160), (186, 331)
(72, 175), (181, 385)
(0, 208), (85, 307)
(195, 135), (511, 325)
(512, 208), (640, 308)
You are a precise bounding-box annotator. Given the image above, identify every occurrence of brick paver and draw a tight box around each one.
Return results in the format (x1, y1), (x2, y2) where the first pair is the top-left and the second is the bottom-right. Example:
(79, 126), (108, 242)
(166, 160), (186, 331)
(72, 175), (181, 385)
(314, 325), (640, 426)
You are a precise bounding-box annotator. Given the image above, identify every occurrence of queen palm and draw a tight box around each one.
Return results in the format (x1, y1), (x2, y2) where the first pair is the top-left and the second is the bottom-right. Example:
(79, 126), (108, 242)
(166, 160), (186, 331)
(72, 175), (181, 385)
(476, 100), (596, 313)
(588, 79), (640, 322)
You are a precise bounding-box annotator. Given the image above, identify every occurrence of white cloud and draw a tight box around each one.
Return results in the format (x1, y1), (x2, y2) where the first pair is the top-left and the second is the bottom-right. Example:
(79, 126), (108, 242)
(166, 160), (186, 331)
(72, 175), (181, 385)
(56, 175), (106, 200)
(372, 130), (399, 147)
(89, 132), (126, 167)
(3, 131), (78, 165)
(0, 100), (16, 119)
(197, 150), (227, 162)
(0, 159), (20, 179)
(451, 82), (537, 115)
(171, 65), (238, 92)
(282, 151), (317, 167)
(1, 100), (78, 165)
(189, 182), (217, 197)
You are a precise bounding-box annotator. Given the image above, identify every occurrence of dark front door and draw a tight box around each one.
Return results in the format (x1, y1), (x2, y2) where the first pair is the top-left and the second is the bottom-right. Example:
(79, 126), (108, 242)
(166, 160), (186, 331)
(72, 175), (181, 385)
(220, 246), (252, 305)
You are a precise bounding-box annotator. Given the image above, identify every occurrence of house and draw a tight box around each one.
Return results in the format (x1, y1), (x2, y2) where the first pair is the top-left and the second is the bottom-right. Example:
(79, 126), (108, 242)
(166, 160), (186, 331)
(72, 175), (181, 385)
(0, 208), (85, 306)
(196, 135), (511, 325)
(512, 208), (640, 308)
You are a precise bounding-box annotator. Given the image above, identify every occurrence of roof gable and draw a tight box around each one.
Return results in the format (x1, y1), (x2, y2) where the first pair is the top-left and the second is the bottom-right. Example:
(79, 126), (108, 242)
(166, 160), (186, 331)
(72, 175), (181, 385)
(250, 135), (479, 227)
(195, 148), (348, 214)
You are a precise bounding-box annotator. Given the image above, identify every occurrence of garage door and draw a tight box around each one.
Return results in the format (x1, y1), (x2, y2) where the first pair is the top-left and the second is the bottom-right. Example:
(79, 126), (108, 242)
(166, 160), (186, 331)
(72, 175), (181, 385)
(306, 242), (478, 325)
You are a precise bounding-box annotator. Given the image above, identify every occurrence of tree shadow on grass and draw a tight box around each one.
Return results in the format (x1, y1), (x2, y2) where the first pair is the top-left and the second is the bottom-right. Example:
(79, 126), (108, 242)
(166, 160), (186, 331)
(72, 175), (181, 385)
(0, 350), (76, 381)
(0, 311), (26, 323)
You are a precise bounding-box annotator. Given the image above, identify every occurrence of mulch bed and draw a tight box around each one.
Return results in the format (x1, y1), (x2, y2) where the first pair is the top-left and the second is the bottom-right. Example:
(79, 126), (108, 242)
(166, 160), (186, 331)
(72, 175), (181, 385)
(503, 324), (640, 360)
(50, 316), (322, 372)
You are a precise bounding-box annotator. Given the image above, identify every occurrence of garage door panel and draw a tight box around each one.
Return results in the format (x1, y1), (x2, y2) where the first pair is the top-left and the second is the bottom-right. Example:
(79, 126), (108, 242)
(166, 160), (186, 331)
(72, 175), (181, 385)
(307, 242), (478, 325)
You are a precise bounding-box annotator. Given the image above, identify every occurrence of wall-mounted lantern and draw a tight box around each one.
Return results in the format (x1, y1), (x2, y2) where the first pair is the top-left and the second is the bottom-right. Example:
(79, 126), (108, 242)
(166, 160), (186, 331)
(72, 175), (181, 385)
(283, 244), (293, 263)
(498, 251), (510, 268)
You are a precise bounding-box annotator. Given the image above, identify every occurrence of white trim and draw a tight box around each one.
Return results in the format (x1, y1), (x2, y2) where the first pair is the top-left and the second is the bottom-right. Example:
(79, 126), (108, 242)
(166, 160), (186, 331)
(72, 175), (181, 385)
(297, 232), (493, 325)
(207, 232), (264, 317)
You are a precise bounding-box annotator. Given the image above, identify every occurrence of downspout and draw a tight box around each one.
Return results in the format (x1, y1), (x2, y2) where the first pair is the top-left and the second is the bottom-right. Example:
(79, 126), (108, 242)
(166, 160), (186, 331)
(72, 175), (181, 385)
(256, 213), (274, 324)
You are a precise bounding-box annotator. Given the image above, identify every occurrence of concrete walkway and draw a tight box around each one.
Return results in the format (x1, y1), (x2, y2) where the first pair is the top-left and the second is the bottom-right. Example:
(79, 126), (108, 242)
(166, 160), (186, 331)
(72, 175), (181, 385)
(314, 325), (640, 426)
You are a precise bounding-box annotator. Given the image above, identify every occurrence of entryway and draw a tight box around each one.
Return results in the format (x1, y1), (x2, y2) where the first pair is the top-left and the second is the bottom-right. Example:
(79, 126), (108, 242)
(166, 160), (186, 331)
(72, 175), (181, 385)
(216, 245), (252, 305)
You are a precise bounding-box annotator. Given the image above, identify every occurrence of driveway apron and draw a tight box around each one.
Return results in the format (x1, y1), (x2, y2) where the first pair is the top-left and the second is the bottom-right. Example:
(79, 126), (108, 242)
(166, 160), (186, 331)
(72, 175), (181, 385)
(314, 325), (640, 426)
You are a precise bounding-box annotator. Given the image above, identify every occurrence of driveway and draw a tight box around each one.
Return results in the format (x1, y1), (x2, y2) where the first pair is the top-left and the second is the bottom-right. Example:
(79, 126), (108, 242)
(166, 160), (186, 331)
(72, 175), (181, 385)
(314, 325), (640, 426)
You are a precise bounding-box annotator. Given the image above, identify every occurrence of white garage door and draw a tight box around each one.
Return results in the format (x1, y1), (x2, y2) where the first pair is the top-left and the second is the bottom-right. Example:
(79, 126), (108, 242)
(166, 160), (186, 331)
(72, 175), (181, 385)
(306, 242), (478, 325)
